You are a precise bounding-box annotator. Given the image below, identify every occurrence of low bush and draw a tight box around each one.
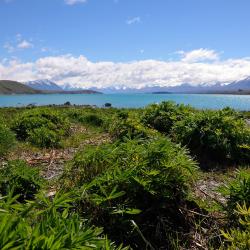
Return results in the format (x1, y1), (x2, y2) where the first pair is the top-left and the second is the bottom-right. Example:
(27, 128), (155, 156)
(0, 122), (16, 157)
(28, 126), (61, 148)
(81, 114), (104, 127)
(221, 170), (250, 219)
(142, 102), (250, 164)
(65, 108), (105, 127)
(11, 108), (70, 148)
(62, 138), (197, 248)
(171, 108), (250, 164)
(0, 160), (43, 201)
(141, 101), (194, 134)
(109, 111), (158, 140)
(0, 192), (127, 250)
(220, 203), (250, 250)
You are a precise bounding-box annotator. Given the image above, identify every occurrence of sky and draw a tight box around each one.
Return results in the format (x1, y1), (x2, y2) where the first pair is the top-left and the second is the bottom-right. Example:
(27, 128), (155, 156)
(0, 0), (250, 89)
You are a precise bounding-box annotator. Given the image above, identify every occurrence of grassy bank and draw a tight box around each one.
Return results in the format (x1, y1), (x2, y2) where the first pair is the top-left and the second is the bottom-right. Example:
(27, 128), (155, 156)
(0, 102), (249, 249)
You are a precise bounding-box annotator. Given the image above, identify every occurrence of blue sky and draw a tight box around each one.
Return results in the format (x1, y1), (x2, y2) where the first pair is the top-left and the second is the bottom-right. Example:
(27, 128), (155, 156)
(0, 0), (250, 88)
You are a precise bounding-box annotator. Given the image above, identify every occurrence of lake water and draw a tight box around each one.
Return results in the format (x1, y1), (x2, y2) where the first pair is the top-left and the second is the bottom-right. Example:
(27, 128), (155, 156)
(0, 93), (250, 110)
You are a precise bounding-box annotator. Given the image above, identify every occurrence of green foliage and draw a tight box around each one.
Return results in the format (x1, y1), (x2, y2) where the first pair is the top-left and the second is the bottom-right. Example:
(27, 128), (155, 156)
(109, 111), (158, 140)
(65, 108), (111, 129)
(63, 137), (197, 248)
(142, 102), (250, 164)
(28, 127), (61, 148)
(11, 108), (70, 148)
(220, 203), (250, 250)
(222, 170), (250, 217)
(0, 192), (128, 250)
(81, 114), (104, 127)
(0, 122), (15, 157)
(1, 104), (249, 249)
(0, 160), (43, 201)
(141, 101), (194, 134)
(172, 108), (250, 163)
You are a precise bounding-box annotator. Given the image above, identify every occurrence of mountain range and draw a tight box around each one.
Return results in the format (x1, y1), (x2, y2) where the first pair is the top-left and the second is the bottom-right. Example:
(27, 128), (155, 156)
(22, 78), (250, 94)
(90, 77), (250, 94)
(0, 80), (101, 95)
(1, 78), (250, 95)
(26, 79), (63, 91)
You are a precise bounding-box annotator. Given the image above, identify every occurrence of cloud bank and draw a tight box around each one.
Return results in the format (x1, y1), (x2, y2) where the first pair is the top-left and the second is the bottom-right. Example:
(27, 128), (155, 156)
(1, 49), (250, 89)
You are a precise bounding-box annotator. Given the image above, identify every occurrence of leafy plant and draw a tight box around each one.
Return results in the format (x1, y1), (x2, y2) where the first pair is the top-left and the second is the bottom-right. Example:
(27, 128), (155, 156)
(28, 126), (61, 148)
(0, 160), (43, 201)
(0, 122), (16, 157)
(0, 192), (128, 250)
(109, 111), (158, 140)
(81, 114), (104, 127)
(221, 169), (250, 218)
(11, 108), (70, 148)
(220, 203), (250, 250)
(63, 137), (197, 249)
(171, 108), (250, 164)
(141, 101), (194, 134)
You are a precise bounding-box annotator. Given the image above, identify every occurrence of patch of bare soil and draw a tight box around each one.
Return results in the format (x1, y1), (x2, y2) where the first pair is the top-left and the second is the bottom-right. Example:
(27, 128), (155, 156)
(11, 125), (111, 180)
(194, 176), (227, 206)
(185, 172), (236, 250)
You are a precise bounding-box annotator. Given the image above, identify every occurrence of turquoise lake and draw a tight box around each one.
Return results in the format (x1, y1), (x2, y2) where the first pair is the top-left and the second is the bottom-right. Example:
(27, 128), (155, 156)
(0, 93), (250, 110)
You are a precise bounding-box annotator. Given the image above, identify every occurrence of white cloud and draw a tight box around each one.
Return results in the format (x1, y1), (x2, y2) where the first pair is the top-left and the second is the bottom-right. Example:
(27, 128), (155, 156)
(1, 49), (250, 89)
(17, 40), (33, 49)
(3, 35), (34, 52)
(3, 43), (15, 53)
(180, 48), (219, 63)
(126, 17), (141, 25)
(64, 0), (87, 5)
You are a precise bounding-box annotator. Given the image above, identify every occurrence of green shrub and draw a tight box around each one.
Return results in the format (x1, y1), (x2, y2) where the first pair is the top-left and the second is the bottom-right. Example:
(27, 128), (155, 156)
(220, 203), (250, 250)
(28, 126), (61, 148)
(0, 160), (43, 201)
(62, 138), (197, 248)
(0, 192), (128, 250)
(141, 101), (194, 134)
(109, 112), (158, 140)
(172, 108), (250, 164)
(0, 122), (15, 157)
(65, 108), (105, 127)
(222, 170), (250, 218)
(11, 108), (70, 148)
(61, 144), (116, 186)
(81, 114), (104, 127)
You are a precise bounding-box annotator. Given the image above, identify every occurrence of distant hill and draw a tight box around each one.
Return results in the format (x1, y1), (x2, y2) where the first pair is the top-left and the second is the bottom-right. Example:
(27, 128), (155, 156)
(25, 80), (101, 94)
(0, 80), (102, 95)
(25, 79), (63, 91)
(0, 80), (41, 94)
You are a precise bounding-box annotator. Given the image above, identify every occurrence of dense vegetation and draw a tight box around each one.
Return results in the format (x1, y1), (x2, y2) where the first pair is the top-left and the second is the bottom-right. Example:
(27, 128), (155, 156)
(0, 102), (249, 249)
(11, 108), (70, 148)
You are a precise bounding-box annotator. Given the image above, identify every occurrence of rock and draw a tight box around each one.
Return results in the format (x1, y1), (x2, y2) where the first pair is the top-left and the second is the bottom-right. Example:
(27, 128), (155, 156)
(104, 103), (112, 107)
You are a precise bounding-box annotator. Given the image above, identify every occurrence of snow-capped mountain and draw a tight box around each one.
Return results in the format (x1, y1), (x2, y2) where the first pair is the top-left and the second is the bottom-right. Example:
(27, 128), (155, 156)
(25, 77), (250, 94)
(25, 80), (63, 91)
(225, 77), (250, 91)
(90, 77), (250, 94)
